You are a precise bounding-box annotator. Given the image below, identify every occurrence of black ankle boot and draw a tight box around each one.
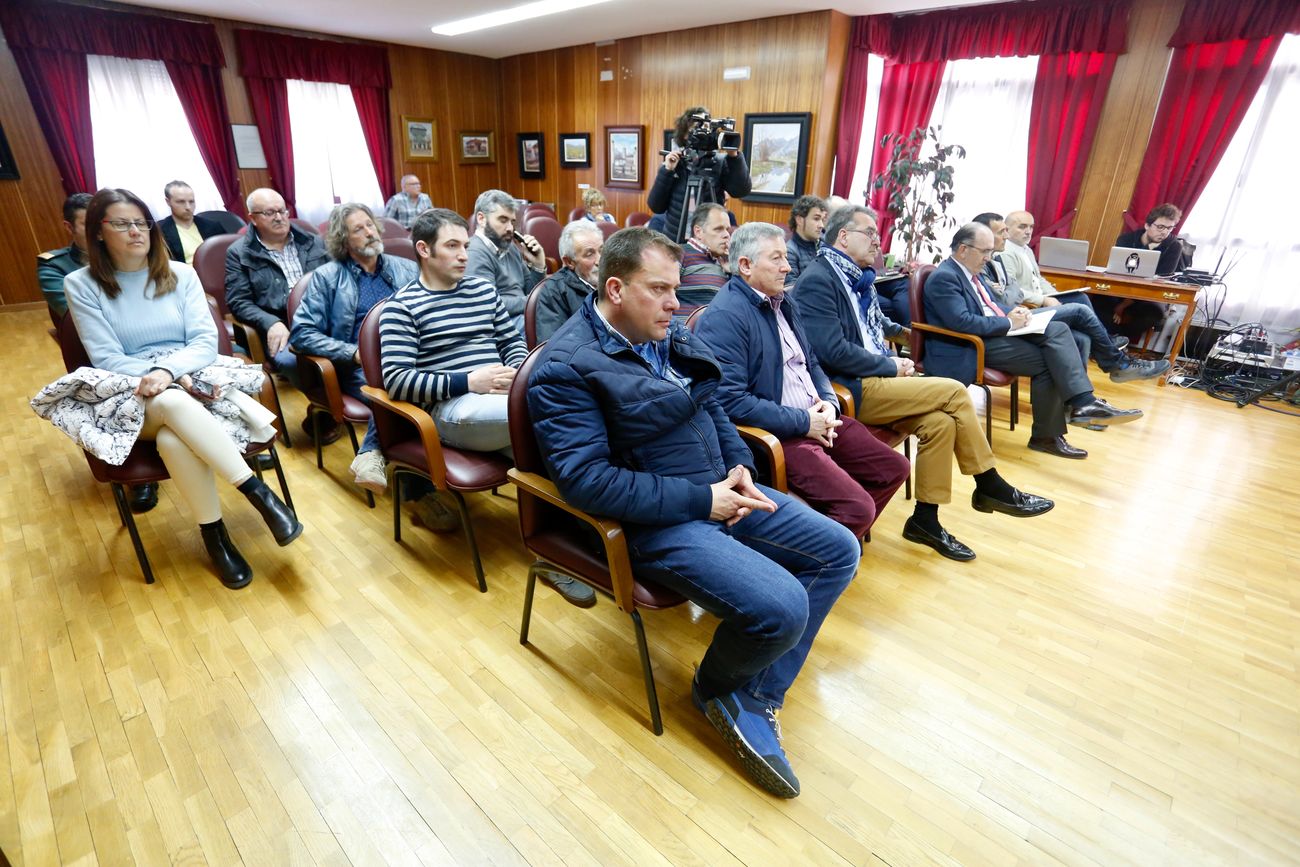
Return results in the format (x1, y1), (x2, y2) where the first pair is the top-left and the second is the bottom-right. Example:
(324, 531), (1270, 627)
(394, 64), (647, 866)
(238, 477), (303, 546)
(200, 521), (253, 589)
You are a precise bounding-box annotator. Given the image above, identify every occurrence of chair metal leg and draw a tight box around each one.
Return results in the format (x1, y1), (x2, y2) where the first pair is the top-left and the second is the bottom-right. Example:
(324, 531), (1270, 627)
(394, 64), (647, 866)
(111, 483), (155, 584)
(450, 490), (488, 593)
(979, 384), (994, 445)
(903, 437), (912, 501)
(312, 409), (325, 469)
(1010, 381), (1020, 430)
(268, 444), (294, 514)
(519, 563), (539, 644)
(392, 468), (404, 542)
(630, 610), (663, 735)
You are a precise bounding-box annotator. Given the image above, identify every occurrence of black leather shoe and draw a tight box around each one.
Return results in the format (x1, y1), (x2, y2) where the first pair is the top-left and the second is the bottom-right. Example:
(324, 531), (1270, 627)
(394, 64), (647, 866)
(972, 488), (1054, 517)
(902, 517), (976, 561)
(241, 478), (303, 546)
(128, 482), (159, 514)
(200, 521), (253, 589)
(1028, 436), (1088, 459)
(1069, 400), (1143, 427)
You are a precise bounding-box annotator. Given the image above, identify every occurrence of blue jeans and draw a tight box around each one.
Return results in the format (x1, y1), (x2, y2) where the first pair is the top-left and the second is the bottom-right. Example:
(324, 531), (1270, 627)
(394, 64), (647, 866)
(625, 486), (860, 709)
(271, 348), (301, 389)
(1046, 302), (1123, 371)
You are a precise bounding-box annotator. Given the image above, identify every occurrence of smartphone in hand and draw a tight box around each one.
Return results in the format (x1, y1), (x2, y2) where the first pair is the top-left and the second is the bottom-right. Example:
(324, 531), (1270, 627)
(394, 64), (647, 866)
(187, 377), (219, 401)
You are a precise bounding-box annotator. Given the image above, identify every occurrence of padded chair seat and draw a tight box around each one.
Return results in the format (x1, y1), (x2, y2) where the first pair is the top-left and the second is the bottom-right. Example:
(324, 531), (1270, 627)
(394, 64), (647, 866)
(982, 368), (1017, 387)
(340, 395), (372, 422)
(863, 424), (906, 448)
(86, 445), (168, 485)
(527, 531), (687, 609)
(385, 439), (510, 490)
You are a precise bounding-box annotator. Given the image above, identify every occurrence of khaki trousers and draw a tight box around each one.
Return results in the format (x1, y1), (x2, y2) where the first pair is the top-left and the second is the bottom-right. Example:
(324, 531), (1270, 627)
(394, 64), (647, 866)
(855, 376), (995, 505)
(140, 388), (256, 524)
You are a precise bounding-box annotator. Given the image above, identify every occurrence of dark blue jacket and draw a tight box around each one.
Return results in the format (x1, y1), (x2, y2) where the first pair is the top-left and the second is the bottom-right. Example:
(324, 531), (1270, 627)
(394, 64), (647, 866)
(921, 257), (1012, 386)
(784, 233), (818, 286)
(694, 275), (835, 441)
(791, 255), (900, 407)
(528, 294), (754, 526)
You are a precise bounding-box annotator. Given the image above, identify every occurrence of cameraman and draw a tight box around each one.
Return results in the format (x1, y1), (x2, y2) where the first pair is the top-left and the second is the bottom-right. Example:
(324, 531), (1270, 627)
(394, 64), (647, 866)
(648, 106), (752, 243)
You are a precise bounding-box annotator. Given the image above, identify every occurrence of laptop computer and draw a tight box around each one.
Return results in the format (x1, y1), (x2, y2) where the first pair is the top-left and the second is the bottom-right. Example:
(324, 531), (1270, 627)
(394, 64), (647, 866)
(1038, 237), (1089, 271)
(1105, 247), (1160, 278)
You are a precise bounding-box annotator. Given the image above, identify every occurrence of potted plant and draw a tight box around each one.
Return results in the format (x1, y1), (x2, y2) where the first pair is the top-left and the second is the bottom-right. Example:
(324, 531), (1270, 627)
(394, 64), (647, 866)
(871, 125), (966, 268)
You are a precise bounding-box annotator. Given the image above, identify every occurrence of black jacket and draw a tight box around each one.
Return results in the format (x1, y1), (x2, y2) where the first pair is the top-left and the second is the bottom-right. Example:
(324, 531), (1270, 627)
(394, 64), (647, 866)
(532, 266), (594, 345)
(1116, 229), (1191, 276)
(158, 214), (224, 263)
(647, 152), (751, 243)
(224, 226), (328, 335)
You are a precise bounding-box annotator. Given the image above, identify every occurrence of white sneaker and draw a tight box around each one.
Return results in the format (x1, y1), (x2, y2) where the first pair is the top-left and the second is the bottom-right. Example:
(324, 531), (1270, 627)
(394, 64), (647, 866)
(350, 450), (387, 494)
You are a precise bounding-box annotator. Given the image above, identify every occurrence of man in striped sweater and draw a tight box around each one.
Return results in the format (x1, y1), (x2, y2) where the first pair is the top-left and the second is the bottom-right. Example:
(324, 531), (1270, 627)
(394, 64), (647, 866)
(378, 208), (596, 607)
(676, 202), (732, 312)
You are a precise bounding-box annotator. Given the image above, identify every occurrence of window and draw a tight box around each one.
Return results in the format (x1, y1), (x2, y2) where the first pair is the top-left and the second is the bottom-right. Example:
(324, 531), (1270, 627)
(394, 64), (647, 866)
(285, 79), (383, 225)
(844, 53), (885, 204)
(1181, 34), (1300, 331)
(87, 55), (224, 221)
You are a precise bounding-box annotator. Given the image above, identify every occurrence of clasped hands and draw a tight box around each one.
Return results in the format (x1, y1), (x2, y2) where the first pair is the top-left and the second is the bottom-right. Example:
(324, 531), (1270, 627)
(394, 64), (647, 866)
(709, 465), (777, 527)
(467, 363), (518, 395)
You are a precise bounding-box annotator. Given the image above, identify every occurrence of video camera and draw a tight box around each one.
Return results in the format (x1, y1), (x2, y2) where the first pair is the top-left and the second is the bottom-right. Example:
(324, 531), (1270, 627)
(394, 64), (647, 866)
(672, 112), (741, 163)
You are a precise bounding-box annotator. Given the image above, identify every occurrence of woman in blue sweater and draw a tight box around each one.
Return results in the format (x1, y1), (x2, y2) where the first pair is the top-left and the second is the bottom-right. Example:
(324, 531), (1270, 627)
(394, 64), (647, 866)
(65, 188), (303, 588)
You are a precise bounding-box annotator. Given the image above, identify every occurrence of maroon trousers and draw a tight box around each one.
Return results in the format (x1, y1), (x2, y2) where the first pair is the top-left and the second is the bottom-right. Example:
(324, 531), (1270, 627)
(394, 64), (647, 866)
(780, 416), (911, 540)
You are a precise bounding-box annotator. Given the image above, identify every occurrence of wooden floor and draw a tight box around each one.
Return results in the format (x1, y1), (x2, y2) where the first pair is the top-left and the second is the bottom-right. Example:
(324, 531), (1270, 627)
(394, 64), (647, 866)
(1, 306), (1297, 867)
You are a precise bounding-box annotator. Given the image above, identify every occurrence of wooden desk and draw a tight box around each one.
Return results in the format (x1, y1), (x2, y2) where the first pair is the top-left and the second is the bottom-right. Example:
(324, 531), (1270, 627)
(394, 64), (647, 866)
(1040, 266), (1199, 386)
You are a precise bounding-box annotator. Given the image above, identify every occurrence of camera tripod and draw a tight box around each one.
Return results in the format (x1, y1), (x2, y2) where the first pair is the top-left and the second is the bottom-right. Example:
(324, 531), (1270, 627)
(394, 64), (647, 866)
(671, 153), (724, 244)
(1235, 369), (1300, 409)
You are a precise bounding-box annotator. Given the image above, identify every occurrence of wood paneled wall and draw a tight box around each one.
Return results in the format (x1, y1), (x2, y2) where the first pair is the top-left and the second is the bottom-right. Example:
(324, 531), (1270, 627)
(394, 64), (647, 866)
(497, 12), (851, 228)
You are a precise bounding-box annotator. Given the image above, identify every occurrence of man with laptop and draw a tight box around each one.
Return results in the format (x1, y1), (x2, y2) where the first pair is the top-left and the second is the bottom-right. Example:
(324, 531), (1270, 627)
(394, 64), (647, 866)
(973, 213), (1168, 384)
(1093, 203), (1192, 341)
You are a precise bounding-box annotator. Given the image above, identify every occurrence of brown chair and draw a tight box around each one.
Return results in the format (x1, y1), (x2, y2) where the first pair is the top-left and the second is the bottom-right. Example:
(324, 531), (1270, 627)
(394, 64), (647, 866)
(193, 233), (292, 446)
(683, 306), (911, 500)
(378, 217), (408, 239)
(56, 303), (294, 584)
(315, 220), (330, 236)
(524, 215), (563, 263)
(196, 210), (245, 233)
(625, 211), (651, 228)
(908, 263), (1018, 444)
(356, 303), (511, 592)
(506, 345), (688, 734)
(597, 221), (618, 243)
(290, 217), (319, 236)
(523, 284), (542, 349)
(385, 237), (418, 263)
(286, 275), (376, 507)
(567, 207), (585, 222)
(522, 203), (555, 221)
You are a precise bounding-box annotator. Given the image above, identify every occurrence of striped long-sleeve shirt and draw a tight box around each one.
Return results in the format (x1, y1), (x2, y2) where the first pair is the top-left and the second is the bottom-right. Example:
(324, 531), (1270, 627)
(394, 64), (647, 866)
(379, 276), (527, 406)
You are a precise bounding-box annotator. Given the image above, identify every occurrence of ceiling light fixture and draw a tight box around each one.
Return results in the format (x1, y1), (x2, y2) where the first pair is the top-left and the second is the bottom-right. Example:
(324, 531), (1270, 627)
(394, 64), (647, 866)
(432, 0), (618, 36)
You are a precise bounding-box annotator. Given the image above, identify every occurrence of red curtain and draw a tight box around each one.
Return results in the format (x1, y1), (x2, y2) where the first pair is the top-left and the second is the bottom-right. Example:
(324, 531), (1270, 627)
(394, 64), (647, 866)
(1126, 36), (1280, 227)
(351, 85), (395, 200)
(1025, 51), (1118, 242)
(866, 59), (946, 254)
(1170, 0), (1300, 46)
(6, 46), (94, 196)
(235, 28), (393, 205)
(862, 0), (1130, 64)
(832, 40), (872, 198)
(243, 77), (297, 216)
(166, 62), (243, 216)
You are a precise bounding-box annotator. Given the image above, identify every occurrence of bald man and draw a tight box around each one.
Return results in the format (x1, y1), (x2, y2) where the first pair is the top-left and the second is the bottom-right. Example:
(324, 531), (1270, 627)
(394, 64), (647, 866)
(384, 175), (433, 229)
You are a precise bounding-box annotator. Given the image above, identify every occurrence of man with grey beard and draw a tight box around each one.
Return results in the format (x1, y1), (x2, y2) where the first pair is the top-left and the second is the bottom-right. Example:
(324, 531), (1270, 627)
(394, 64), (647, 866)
(291, 203), (420, 498)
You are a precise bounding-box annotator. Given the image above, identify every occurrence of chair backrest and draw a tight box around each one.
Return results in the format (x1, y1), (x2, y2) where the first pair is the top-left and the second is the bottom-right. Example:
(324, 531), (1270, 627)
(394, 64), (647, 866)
(285, 272), (314, 326)
(525, 216), (564, 262)
(598, 221), (618, 242)
(196, 210), (246, 233)
(192, 233), (241, 315)
(908, 264), (938, 364)
(290, 217), (319, 236)
(523, 283), (542, 349)
(316, 220), (330, 236)
(385, 237), (418, 263)
(357, 299), (424, 452)
(507, 345), (549, 475)
(522, 203), (555, 221)
(683, 305), (707, 331)
(567, 207), (585, 223)
(625, 211), (651, 228)
(378, 217), (408, 239)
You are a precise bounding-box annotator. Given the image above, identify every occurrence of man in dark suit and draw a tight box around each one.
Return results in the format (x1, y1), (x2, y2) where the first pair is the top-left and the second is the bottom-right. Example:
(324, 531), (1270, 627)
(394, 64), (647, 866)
(156, 181), (223, 264)
(922, 223), (1142, 460)
(695, 222), (911, 542)
(792, 206), (1052, 560)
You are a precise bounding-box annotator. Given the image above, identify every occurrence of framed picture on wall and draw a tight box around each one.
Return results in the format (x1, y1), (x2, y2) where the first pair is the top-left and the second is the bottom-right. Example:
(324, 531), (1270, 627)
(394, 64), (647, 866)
(402, 116), (438, 162)
(605, 125), (644, 190)
(517, 132), (545, 179)
(0, 123), (20, 180)
(558, 133), (590, 168)
(457, 130), (496, 165)
(741, 112), (812, 204)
